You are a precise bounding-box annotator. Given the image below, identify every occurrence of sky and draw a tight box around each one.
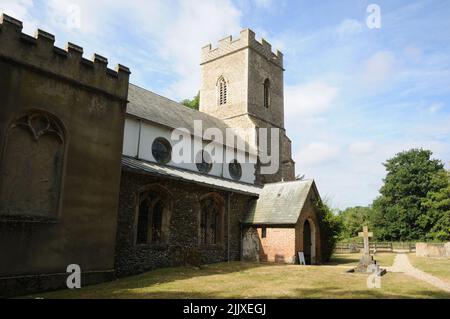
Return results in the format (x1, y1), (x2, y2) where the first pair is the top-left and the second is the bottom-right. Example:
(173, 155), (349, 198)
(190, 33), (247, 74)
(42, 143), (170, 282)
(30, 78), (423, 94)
(1, 0), (449, 209)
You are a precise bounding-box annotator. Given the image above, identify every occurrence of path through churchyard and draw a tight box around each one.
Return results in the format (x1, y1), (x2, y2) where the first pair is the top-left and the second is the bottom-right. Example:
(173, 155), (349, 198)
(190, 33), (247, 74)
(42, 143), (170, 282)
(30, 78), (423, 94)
(388, 253), (450, 293)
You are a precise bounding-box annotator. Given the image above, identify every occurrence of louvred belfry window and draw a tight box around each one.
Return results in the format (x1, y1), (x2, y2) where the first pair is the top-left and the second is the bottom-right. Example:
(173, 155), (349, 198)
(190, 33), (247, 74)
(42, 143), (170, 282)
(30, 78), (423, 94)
(218, 77), (227, 106)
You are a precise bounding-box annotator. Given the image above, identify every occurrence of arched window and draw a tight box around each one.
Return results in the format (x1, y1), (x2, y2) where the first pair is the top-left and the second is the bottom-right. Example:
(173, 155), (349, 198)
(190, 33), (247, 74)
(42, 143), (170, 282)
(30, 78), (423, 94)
(0, 111), (65, 219)
(263, 78), (270, 108)
(200, 193), (224, 245)
(135, 185), (172, 245)
(217, 77), (227, 106)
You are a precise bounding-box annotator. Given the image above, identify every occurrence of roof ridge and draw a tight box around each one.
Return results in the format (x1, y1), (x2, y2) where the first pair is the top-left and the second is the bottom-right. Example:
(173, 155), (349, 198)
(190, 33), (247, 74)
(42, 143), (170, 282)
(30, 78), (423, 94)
(129, 83), (232, 127)
(263, 179), (313, 186)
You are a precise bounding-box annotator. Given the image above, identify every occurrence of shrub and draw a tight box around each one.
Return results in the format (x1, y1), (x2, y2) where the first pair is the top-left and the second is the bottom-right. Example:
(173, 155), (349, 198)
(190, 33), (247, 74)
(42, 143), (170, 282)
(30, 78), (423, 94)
(315, 200), (342, 262)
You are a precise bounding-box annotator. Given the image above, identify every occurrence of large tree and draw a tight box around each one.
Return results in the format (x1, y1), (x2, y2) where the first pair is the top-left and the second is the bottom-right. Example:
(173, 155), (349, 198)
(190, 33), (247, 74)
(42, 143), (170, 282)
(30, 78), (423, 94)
(421, 169), (450, 241)
(338, 206), (373, 239)
(371, 148), (445, 241)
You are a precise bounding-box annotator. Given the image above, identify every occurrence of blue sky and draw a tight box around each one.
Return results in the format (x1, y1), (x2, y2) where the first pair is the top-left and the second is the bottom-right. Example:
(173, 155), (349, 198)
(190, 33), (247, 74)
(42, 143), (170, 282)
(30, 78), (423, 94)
(2, 0), (449, 209)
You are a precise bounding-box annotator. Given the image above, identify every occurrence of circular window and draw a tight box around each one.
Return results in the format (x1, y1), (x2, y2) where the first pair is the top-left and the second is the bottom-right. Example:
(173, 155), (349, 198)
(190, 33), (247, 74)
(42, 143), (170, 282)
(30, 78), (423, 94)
(151, 137), (172, 164)
(196, 150), (213, 174)
(228, 159), (242, 181)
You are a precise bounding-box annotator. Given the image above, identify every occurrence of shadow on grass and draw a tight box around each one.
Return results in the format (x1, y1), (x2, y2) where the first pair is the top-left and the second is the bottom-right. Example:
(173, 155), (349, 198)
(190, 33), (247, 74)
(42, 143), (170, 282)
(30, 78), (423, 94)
(326, 256), (360, 266)
(25, 261), (272, 299)
(81, 286), (450, 299)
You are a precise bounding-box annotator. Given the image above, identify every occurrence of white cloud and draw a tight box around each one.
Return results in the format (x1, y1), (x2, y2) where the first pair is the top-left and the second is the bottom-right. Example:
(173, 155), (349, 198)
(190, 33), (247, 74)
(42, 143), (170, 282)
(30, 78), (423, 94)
(160, 0), (242, 99)
(7, 0), (242, 100)
(285, 81), (338, 117)
(295, 142), (340, 166)
(361, 51), (396, 89)
(0, 0), (37, 33)
(336, 19), (363, 37)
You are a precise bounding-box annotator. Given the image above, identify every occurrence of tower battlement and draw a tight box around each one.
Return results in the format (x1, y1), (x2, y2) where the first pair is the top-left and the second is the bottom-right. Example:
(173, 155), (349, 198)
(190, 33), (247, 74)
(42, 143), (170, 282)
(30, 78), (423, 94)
(201, 29), (283, 69)
(0, 14), (130, 100)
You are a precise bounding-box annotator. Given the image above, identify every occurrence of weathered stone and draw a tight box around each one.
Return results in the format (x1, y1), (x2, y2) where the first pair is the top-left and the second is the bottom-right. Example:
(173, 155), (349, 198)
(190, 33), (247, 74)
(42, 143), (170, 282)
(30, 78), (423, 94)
(115, 170), (256, 277)
(0, 14), (129, 297)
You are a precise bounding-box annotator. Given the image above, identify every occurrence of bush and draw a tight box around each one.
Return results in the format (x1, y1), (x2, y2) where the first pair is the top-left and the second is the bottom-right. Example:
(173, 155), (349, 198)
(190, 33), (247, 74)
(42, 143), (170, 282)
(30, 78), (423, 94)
(315, 200), (342, 262)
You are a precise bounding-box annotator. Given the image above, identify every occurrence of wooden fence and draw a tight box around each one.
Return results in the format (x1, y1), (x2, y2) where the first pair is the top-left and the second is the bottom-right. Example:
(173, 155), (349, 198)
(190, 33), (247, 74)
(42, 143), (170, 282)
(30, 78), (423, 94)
(334, 241), (415, 254)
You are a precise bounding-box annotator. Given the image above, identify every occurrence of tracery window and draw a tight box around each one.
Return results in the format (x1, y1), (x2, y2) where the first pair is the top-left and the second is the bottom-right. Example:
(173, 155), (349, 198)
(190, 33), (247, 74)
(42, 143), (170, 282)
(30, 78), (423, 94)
(0, 111), (65, 219)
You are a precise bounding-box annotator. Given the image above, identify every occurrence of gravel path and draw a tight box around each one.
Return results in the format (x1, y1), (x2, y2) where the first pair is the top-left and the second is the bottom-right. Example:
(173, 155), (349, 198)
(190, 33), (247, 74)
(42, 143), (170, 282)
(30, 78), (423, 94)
(388, 253), (450, 293)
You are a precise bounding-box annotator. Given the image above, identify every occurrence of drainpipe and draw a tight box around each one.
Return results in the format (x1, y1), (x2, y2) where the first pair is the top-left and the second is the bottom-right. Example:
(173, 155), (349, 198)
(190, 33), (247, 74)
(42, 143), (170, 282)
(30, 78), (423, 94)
(136, 119), (142, 158)
(227, 192), (232, 262)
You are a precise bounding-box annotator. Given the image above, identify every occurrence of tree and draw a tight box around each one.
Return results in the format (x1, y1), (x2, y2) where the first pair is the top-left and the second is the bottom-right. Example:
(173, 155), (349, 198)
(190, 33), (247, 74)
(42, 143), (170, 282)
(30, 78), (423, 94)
(181, 92), (199, 110)
(421, 169), (450, 241)
(338, 206), (373, 239)
(371, 148), (445, 241)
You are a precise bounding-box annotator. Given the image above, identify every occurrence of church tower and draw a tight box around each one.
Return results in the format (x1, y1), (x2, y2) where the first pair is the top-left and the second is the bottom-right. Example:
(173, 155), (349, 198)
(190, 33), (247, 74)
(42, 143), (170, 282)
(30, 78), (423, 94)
(199, 29), (295, 184)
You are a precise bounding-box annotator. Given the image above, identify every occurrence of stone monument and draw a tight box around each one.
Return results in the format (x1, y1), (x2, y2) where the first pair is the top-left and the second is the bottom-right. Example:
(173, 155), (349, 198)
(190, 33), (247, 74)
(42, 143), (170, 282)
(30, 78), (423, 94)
(355, 226), (378, 273)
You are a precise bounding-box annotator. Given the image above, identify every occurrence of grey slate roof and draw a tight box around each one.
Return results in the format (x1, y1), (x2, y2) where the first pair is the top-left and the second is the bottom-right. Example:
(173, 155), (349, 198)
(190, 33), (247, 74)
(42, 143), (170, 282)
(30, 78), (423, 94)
(127, 84), (231, 133)
(243, 179), (315, 225)
(127, 84), (255, 153)
(122, 156), (262, 196)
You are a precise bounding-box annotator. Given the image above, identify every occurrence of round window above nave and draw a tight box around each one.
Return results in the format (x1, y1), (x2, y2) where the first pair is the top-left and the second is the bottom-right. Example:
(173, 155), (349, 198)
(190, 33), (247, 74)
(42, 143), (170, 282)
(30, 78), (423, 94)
(151, 137), (172, 164)
(228, 159), (242, 181)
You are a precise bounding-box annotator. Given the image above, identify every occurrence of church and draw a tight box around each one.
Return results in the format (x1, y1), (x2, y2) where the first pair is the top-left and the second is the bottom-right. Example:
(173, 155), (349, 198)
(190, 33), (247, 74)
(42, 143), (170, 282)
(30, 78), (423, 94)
(0, 14), (324, 297)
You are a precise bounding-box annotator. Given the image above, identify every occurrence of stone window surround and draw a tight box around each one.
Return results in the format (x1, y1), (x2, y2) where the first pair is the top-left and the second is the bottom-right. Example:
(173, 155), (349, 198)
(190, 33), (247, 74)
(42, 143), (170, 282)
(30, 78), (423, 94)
(0, 109), (68, 223)
(198, 192), (225, 248)
(133, 184), (173, 247)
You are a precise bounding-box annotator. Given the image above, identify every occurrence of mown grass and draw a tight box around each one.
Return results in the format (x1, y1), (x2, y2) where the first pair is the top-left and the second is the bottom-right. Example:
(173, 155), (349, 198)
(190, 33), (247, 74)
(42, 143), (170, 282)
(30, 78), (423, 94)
(408, 254), (450, 285)
(25, 257), (449, 299)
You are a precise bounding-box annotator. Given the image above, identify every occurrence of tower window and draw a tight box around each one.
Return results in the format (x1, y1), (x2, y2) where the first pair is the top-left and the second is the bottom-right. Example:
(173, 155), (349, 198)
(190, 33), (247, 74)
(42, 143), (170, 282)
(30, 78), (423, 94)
(218, 77), (227, 106)
(264, 79), (270, 108)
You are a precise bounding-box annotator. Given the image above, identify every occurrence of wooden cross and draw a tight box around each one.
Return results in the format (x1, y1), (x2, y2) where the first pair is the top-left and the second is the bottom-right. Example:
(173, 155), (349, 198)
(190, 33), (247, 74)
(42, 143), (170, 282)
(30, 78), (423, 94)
(358, 226), (373, 256)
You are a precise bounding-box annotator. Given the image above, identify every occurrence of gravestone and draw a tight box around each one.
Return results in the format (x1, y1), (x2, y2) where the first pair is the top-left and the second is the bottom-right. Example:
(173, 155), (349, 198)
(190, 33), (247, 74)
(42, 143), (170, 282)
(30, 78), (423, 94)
(355, 226), (377, 273)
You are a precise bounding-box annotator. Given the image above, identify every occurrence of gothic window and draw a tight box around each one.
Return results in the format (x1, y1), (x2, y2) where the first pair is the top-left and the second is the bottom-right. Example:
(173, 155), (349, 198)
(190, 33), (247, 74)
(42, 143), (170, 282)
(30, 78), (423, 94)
(0, 111), (65, 219)
(218, 77), (227, 106)
(200, 194), (224, 245)
(196, 150), (212, 174)
(264, 79), (270, 108)
(151, 137), (172, 164)
(136, 186), (172, 245)
(228, 159), (242, 181)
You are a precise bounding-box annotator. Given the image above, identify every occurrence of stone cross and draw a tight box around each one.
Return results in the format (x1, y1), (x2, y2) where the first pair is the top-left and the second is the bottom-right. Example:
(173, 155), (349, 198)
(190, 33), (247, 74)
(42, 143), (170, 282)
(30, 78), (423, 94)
(358, 226), (373, 256)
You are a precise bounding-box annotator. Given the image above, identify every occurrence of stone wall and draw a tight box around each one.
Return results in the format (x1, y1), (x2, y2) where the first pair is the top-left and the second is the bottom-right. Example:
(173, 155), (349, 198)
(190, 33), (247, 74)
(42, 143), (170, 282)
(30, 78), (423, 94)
(115, 169), (256, 276)
(416, 242), (450, 258)
(0, 14), (129, 297)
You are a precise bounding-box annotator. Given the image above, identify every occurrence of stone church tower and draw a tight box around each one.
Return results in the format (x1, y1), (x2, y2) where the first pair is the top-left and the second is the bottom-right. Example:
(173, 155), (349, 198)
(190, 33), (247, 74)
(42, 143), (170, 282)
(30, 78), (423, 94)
(199, 29), (295, 184)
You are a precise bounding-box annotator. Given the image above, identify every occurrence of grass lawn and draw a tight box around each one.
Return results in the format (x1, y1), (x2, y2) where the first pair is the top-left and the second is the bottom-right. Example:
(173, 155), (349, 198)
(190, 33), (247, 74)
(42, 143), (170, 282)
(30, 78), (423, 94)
(26, 254), (450, 299)
(408, 254), (450, 285)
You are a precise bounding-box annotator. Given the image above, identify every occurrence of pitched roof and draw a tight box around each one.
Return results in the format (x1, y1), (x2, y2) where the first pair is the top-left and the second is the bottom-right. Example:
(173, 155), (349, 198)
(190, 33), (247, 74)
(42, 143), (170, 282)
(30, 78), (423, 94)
(127, 84), (255, 153)
(122, 156), (262, 196)
(243, 179), (316, 225)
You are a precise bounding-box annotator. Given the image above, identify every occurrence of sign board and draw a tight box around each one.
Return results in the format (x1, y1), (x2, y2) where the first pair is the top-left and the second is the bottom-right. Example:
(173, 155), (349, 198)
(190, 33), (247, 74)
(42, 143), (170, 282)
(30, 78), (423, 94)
(298, 252), (306, 265)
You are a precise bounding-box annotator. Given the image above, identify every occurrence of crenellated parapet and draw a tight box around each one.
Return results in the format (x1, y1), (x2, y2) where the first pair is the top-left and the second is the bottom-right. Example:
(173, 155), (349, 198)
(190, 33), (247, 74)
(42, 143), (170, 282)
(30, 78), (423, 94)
(0, 14), (130, 100)
(201, 28), (283, 69)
